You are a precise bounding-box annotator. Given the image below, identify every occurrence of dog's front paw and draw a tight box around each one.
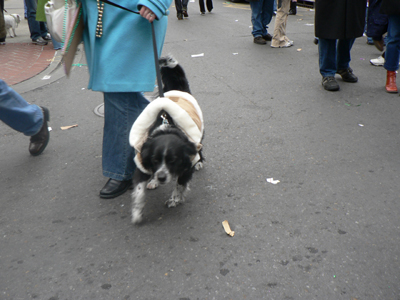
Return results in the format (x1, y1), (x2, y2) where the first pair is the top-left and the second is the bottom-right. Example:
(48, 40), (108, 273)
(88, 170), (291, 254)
(165, 197), (180, 208)
(147, 179), (159, 190)
(165, 193), (185, 208)
(195, 162), (203, 171)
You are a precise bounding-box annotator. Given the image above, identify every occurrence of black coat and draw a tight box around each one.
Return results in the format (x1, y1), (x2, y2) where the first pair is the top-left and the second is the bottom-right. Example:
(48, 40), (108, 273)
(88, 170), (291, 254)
(315, 0), (367, 39)
(367, 0), (388, 40)
(380, 0), (400, 15)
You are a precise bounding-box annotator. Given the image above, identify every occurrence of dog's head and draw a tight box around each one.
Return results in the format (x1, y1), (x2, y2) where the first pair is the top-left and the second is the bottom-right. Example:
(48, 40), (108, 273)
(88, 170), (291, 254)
(141, 131), (197, 185)
(11, 14), (21, 25)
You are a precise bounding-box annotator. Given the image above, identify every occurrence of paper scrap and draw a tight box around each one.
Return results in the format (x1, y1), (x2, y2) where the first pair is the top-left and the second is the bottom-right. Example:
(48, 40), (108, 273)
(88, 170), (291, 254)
(42, 75), (51, 80)
(358, 124), (364, 127)
(222, 220), (235, 237)
(191, 53), (204, 58)
(232, 53), (238, 55)
(61, 124), (78, 130)
(297, 48), (302, 52)
(267, 178), (280, 184)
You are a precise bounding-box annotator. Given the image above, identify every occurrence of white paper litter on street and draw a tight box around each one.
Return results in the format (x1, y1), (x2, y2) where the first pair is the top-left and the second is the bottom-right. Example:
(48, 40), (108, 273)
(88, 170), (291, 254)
(42, 75), (51, 80)
(267, 178), (280, 184)
(191, 53), (204, 58)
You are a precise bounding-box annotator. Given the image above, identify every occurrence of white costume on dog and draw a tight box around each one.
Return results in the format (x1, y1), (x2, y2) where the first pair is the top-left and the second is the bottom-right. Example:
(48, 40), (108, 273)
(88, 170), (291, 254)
(129, 90), (204, 175)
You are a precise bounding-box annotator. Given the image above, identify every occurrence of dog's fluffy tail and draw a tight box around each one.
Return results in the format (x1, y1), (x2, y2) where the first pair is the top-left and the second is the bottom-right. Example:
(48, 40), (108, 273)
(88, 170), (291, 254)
(159, 54), (191, 94)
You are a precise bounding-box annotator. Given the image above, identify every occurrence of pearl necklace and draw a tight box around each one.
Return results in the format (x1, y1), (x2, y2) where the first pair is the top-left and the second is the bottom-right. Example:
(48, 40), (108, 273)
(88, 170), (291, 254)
(96, 0), (104, 37)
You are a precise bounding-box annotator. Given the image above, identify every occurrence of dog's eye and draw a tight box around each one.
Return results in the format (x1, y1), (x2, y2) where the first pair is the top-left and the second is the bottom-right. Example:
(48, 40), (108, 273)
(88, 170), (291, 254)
(168, 156), (177, 163)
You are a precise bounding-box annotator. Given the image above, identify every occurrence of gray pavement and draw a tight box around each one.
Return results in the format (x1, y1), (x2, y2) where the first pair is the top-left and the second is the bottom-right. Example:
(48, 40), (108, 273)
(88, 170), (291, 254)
(1, 2), (400, 300)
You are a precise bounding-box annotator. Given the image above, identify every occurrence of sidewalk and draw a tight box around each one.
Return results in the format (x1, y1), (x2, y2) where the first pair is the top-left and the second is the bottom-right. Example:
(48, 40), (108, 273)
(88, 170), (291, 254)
(0, 43), (58, 86)
(0, 0), (75, 93)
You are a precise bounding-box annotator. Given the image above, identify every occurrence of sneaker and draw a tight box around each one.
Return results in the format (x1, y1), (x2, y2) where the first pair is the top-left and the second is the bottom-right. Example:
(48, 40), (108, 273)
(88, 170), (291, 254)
(32, 37), (48, 45)
(254, 36), (267, 45)
(271, 41), (293, 48)
(42, 33), (52, 41)
(262, 33), (272, 41)
(336, 67), (358, 83)
(370, 55), (385, 66)
(177, 12), (183, 20)
(322, 76), (340, 91)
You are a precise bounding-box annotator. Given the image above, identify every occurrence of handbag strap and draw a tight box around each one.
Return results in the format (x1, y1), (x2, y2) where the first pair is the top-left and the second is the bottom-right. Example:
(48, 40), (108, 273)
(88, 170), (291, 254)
(99, 0), (164, 98)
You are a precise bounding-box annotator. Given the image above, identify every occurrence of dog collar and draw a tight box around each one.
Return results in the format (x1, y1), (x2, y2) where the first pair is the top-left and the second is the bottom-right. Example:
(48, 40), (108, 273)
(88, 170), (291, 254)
(161, 112), (169, 125)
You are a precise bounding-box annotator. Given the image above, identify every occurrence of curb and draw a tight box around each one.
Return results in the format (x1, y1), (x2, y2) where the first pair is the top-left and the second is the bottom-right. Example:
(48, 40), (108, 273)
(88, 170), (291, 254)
(12, 44), (85, 95)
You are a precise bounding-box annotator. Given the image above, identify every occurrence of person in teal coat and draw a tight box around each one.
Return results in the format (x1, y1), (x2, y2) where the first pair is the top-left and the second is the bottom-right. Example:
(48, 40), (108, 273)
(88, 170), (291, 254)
(81, 0), (172, 199)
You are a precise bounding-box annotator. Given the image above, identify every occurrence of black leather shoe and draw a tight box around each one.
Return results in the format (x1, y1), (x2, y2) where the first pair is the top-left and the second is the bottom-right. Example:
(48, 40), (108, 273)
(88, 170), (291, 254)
(182, 7), (188, 17)
(42, 33), (52, 41)
(337, 67), (358, 83)
(29, 106), (50, 156)
(100, 179), (132, 199)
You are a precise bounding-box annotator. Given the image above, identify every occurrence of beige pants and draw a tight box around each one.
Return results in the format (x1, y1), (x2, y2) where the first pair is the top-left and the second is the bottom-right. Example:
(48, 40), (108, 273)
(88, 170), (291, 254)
(271, 0), (291, 47)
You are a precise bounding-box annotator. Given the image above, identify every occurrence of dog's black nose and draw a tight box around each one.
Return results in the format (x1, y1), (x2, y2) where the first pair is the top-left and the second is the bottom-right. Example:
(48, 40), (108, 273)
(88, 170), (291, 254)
(158, 172), (167, 183)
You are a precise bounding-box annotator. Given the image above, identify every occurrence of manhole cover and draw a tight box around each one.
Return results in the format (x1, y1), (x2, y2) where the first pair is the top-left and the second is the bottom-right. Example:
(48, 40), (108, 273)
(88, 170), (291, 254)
(93, 92), (158, 118)
(94, 103), (104, 117)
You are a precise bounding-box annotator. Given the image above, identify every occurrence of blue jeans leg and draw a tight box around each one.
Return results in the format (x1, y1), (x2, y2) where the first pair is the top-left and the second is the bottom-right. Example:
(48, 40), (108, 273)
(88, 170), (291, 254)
(336, 38), (355, 70)
(175, 0), (188, 12)
(52, 35), (62, 50)
(318, 38), (337, 77)
(251, 0), (274, 37)
(0, 79), (43, 136)
(102, 92), (149, 181)
(384, 15), (400, 72)
(25, 0), (47, 40)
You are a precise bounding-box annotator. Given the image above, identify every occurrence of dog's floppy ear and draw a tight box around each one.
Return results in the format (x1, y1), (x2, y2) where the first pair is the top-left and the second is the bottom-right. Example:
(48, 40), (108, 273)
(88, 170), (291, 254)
(140, 139), (153, 169)
(183, 142), (197, 157)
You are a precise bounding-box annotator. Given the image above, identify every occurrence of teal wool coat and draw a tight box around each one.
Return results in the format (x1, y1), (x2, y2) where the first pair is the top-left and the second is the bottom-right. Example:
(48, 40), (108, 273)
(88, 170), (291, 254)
(81, 0), (171, 92)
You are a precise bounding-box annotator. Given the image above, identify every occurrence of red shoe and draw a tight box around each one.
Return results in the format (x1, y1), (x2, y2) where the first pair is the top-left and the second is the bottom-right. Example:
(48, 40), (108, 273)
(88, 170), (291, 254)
(386, 71), (398, 93)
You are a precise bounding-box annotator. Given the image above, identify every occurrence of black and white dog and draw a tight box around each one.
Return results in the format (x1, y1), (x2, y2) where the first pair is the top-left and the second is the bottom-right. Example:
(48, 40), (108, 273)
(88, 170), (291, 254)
(129, 55), (204, 224)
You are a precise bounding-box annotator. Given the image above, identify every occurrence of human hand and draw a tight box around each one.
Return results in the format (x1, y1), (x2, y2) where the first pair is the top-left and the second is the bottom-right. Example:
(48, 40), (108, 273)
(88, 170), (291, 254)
(140, 6), (156, 23)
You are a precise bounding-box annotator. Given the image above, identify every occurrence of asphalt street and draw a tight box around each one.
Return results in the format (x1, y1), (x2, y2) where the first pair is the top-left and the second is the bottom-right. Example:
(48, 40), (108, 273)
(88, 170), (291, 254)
(1, 2), (400, 300)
